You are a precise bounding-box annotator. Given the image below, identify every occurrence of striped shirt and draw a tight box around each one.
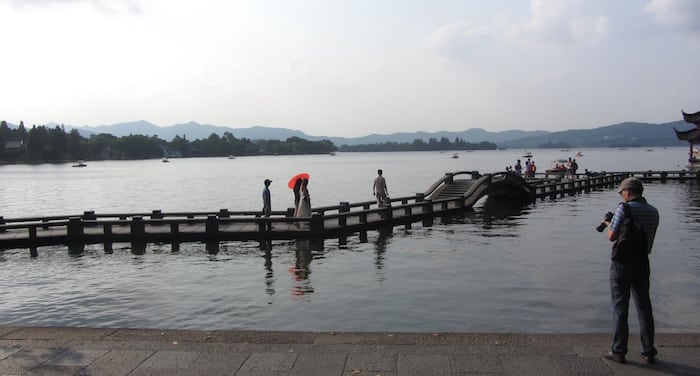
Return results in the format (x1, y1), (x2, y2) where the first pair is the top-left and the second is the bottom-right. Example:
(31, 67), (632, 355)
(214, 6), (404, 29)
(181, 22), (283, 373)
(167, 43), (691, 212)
(610, 198), (659, 254)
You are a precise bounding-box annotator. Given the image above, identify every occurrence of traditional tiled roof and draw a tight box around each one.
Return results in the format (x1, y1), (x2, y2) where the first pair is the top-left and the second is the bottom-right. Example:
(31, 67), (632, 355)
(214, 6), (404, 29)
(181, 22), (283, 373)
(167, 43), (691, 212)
(683, 110), (700, 125)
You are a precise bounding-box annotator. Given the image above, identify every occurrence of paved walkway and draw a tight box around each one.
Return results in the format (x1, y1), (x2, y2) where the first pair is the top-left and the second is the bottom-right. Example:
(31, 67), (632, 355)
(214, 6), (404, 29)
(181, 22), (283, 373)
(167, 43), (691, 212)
(0, 326), (698, 375)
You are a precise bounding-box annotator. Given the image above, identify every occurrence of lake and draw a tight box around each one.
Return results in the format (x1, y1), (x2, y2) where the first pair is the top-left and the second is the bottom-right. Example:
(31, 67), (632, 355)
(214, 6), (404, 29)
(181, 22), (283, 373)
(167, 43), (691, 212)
(0, 147), (699, 333)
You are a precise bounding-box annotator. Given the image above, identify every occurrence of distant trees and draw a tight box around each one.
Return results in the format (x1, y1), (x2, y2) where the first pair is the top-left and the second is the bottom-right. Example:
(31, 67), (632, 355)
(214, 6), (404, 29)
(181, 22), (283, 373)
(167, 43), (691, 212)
(0, 121), (338, 163)
(339, 137), (497, 152)
(0, 119), (498, 164)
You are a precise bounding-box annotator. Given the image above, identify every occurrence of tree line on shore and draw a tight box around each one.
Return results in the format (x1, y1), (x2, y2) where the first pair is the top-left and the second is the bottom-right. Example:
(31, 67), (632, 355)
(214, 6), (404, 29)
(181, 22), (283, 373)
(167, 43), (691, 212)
(0, 120), (497, 163)
(0, 121), (337, 162)
(338, 138), (496, 152)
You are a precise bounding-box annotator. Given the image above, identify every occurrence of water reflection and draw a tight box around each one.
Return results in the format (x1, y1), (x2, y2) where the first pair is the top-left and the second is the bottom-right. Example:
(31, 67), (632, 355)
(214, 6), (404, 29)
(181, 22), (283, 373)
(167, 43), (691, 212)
(480, 196), (529, 222)
(373, 227), (392, 272)
(288, 239), (320, 299)
(262, 248), (275, 297)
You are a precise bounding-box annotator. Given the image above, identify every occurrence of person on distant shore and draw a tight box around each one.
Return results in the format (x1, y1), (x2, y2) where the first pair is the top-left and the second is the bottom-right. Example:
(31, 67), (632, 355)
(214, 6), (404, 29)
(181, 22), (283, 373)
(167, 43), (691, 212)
(262, 179), (272, 231)
(373, 169), (389, 206)
(514, 160), (522, 176)
(601, 177), (659, 365)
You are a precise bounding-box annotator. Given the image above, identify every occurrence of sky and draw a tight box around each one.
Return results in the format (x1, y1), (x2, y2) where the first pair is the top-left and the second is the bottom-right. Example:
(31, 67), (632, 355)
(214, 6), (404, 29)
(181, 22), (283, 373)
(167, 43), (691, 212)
(1, 0), (699, 137)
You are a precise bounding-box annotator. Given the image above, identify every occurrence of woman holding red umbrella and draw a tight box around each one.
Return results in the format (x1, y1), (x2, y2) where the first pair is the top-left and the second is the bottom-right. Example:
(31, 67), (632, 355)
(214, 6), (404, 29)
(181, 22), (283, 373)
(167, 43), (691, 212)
(295, 178), (311, 219)
(288, 173), (311, 219)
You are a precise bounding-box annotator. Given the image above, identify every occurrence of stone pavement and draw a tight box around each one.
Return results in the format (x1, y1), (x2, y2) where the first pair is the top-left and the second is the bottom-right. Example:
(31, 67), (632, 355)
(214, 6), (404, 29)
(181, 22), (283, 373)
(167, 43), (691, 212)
(0, 326), (698, 375)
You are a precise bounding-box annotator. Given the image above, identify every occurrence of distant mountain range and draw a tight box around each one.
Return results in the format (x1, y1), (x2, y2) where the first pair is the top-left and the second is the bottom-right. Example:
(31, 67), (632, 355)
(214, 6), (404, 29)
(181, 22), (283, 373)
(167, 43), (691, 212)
(13, 119), (696, 148)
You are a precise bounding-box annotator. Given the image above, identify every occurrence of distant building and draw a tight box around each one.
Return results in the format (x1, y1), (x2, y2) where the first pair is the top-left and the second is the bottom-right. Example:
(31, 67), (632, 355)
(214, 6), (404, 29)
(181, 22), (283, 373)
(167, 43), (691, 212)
(675, 110), (700, 166)
(3, 139), (25, 158)
(160, 145), (182, 158)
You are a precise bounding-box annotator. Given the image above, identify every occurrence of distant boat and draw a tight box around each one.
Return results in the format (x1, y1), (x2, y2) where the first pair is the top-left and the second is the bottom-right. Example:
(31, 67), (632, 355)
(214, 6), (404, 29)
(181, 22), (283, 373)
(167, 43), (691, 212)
(451, 153), (459, 159)
(227, 155), (236, 159)
(72, 161), (87, 168)
(162, 157), (170, 163)
(329, 152), (336, 156)
(576, 151), (583, 157)
(522, 151), (533, 158)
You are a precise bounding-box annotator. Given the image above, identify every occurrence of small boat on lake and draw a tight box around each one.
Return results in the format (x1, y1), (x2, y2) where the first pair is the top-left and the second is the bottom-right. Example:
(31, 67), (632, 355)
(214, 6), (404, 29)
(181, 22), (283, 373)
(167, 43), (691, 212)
(72, 161), (87, 168)
(545, 159), (569, 174)
(522, 151), (533, 158)
(576, 151), (583, 157)
(162, 157), (170, 163)
(451, 153), (459, 159)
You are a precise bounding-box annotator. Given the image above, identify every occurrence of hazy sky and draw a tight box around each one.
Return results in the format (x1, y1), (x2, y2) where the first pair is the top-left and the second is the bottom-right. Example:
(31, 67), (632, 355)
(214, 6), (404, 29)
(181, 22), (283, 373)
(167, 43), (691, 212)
(2, 0), (699, 137)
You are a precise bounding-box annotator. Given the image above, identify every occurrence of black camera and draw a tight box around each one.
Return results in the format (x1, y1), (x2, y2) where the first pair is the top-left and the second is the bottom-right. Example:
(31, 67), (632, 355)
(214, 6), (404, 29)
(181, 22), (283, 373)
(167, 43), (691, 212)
(596, 211), (614, 232)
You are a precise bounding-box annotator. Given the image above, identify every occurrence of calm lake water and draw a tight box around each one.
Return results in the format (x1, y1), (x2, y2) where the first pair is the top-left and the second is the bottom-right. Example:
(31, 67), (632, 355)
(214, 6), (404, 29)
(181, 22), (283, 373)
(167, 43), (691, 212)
(1, 147), (699, 333)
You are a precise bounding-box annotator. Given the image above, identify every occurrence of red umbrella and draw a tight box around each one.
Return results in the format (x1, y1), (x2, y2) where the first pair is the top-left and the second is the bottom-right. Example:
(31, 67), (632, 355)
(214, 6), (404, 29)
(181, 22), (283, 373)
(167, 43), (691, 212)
(288, 173), (310, 189)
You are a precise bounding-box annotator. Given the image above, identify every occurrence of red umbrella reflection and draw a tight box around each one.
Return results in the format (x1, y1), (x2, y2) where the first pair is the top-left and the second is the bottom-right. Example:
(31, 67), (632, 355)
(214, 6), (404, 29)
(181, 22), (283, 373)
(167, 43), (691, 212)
(288, 173), (310, 189)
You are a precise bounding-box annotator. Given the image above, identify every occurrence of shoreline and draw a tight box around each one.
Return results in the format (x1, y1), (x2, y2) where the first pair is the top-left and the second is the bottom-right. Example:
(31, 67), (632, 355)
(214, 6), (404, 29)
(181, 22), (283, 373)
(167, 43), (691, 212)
(1, 326), (698, 375)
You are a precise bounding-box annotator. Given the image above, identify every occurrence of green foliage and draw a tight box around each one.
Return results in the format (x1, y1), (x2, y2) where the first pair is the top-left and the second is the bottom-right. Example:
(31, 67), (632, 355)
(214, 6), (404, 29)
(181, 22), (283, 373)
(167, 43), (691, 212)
(0, 121), (338, 163)
(339, 138), (497, 152)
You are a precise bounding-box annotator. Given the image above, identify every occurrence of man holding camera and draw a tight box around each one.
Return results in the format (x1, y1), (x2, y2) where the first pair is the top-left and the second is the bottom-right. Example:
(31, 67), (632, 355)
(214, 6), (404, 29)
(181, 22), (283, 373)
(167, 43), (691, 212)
(599, 177), (659, 365)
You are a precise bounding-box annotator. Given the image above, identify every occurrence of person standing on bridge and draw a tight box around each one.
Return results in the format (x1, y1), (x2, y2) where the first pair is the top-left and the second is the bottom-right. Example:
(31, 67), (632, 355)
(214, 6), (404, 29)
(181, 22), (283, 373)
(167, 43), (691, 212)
(373, 169), (389, 207)
(601, 177), (659, 365)
(262, 179), (272, 231)
(294, 178), (311, 219)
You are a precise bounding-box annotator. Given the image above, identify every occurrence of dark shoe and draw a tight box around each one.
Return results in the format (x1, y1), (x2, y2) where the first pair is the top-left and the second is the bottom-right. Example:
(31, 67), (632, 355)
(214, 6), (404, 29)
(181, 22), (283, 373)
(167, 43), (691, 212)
(604, 352), (626, 364)
(642, 355), (656, 365)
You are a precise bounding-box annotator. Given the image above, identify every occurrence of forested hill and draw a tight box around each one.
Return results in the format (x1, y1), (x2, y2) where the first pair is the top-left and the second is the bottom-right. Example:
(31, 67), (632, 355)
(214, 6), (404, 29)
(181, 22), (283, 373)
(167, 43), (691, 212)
(498, 121), (689, 148)
(2, 119), (693, 153)
(63, 119), (691, 148)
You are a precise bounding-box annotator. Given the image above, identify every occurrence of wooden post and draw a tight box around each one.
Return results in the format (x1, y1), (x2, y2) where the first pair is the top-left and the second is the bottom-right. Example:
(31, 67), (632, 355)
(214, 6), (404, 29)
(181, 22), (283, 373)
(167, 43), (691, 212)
(131, 242), (146, 255)
(151, 210), (163, 219)
(311, 213), (324, 235)
(67, 217), (83, 243)
(339, 202), (349, 227)
(218, 209), (230, 218)
(383, 204), (393, 220)
(456, 197), (465, 209)
(29, 226), (38, 257)
(82, 211), (96, 220)
(68, 242), (84, 254)
(0, 216), (4, 233)
(359, 231), (368, 243)
(422, 199), (434, 227)
(104, 223), (112, 247)
(206, 241), (219, 255)
(131, 216), (145, 240)
(206, 215), (219, 237)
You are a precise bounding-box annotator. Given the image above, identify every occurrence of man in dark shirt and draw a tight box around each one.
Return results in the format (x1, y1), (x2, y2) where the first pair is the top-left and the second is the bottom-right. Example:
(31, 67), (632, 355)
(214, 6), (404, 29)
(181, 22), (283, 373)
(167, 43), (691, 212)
(262, 179), (272, 231)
